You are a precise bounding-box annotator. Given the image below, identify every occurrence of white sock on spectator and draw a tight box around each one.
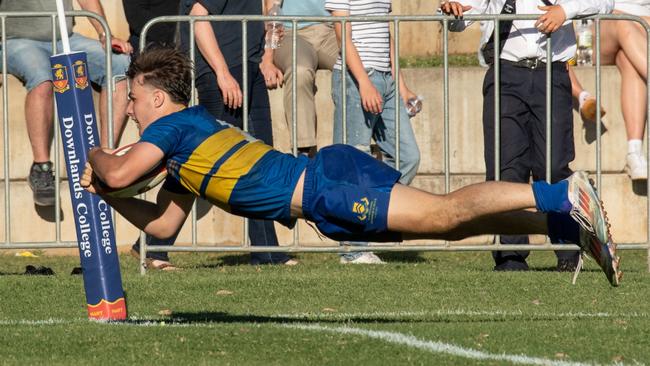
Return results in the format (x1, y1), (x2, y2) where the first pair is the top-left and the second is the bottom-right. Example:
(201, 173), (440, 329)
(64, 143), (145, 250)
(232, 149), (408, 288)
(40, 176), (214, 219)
(628, 139), (643, 155)
(578, 91), (591, 109)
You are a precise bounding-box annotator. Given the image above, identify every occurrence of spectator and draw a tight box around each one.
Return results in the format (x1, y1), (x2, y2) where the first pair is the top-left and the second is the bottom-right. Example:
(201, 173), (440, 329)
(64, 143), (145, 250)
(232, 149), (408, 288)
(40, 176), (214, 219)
(122, 0), (180, 56)
(442, 0), (613, 271)
(260, 0), (339, 157)
(325, 0), (421, 264)
(569, 1), (649, 180)
(179, 0), (296, 265)
(123, 0), (181, 270)
(0, 0), (132, 206)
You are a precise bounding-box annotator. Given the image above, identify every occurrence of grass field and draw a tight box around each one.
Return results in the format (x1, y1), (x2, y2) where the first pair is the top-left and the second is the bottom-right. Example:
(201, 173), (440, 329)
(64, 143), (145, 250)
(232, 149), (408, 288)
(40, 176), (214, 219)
(1, 249), (649, 365)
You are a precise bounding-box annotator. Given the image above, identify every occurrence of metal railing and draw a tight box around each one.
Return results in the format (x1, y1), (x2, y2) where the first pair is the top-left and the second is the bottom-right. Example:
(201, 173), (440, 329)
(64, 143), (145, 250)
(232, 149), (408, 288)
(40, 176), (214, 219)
(0, 13), (648, 272)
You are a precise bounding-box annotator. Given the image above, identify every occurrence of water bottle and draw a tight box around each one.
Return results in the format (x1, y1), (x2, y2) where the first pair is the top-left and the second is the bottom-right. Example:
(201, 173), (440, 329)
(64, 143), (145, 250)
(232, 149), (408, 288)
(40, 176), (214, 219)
(265, 0), (284, 49)
(576, 20), (593, 66)
(406, 95), (423, 117)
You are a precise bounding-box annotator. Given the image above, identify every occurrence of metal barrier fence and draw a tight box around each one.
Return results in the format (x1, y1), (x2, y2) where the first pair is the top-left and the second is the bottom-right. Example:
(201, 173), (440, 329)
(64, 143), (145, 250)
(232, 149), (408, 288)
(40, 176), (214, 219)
(0, 12), (648, 272)
(0, 10), (114, 250)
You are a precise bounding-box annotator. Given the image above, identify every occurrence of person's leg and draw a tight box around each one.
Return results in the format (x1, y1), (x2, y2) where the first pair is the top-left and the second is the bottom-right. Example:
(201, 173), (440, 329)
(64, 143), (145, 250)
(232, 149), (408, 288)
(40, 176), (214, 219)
(483, 64), (534, 269)
(568, 65), (606, 123)
(69, 33), (130, 148)
(5, 38), (57, 206)
(274, 30), (319, 151)
(529, 64), (580, 267)
(616, 51), (649, 180)
(331, 70), (383, 262)
(374, 71), (420, 184)
(222, 64), (288, 264)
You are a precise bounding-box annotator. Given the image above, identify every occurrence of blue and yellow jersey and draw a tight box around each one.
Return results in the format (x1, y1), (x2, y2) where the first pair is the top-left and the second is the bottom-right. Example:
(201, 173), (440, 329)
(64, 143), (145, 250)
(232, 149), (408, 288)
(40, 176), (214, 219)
(139, 106), (308, 226)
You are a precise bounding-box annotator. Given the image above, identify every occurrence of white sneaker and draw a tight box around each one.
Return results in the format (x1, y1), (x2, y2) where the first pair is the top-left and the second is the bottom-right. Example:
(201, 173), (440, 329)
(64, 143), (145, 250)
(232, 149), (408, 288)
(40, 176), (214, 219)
(340, 252), (385, 264)
(625, 153), (648, 180)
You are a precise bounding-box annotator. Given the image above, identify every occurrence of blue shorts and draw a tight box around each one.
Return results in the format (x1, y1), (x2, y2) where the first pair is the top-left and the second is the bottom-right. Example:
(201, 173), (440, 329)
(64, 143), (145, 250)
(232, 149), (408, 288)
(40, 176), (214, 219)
(3, 33), (129, 91)
(302, 144), (403, 242)
(229, 150), (309, 228)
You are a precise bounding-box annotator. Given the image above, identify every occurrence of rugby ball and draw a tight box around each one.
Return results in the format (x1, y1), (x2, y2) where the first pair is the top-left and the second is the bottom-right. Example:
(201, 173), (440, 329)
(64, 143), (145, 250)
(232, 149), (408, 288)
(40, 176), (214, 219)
(103, 143), (168, 198)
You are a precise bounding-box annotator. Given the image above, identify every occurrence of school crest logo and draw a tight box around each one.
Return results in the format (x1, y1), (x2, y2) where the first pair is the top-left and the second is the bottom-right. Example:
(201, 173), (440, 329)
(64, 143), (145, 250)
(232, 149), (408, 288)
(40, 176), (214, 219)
(52, 64), (70, 93)
(352, 197), (370, 221)
(73, 60), (88, 90)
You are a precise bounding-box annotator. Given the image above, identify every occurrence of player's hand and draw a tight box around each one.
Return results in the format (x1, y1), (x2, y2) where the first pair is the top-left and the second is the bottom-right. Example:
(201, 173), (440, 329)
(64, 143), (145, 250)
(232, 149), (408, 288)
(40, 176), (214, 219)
(359, 80), (383, 114)
(260, 60), (284, 89)
(536, 5), (566, 34)
(80, 162), (103, 195)
(439, 2), (472, 18)
(216, 70), (243, 109)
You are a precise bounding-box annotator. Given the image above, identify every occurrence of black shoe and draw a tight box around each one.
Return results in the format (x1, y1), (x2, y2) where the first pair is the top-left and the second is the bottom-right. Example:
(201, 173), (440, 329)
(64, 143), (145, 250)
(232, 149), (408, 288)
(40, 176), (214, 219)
(557, 257), (580, 272)
(29, 162), (55, 206)
(494, 258), (529, 271)
(24, 265), (54, 275)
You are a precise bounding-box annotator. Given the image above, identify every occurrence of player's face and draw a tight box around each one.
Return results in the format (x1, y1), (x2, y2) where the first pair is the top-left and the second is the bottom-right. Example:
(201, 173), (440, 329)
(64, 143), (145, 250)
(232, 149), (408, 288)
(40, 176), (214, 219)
(126, 76), (156, 135)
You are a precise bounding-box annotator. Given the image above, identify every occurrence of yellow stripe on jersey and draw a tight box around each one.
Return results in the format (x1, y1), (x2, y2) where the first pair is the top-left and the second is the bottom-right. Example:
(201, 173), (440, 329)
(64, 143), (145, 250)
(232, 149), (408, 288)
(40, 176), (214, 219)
(203, 141), (272, 203)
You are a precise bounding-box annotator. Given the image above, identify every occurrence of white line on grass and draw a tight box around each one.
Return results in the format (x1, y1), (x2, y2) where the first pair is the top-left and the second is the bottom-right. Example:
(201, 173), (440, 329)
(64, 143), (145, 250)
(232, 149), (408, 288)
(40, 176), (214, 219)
(283, 323), (610, 366)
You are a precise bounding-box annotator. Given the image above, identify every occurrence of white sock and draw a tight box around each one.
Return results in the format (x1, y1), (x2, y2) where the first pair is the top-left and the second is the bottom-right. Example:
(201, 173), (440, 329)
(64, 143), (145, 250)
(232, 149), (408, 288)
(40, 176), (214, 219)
(578, 91), (591, 109)
(628, 139), (643, 155)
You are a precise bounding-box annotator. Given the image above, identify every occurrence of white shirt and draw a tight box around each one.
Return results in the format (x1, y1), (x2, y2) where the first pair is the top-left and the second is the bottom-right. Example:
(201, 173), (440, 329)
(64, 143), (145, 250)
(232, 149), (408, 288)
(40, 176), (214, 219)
(325, 0), (392, 72)
(615, 0), (650, 15)
(448, 0), (614, 65)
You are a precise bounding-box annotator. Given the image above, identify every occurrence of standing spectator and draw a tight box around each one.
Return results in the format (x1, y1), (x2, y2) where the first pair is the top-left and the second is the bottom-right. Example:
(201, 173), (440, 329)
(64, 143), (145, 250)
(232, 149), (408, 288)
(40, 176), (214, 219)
(325, 0), (421, 264)
(569, 1), (650, 180)
(123, 0), (181, 271)
(179, 0), (296, 265)
(260, 0), (339, 157)
(122, 0), (180, 56)
(442, 0), (613, 271)
(0, 0), (132, 206)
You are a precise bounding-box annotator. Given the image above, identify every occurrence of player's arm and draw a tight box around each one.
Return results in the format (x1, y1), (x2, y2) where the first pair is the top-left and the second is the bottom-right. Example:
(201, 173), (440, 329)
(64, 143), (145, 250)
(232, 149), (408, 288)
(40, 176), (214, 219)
(104, 186), (195, 239)
(190, 1), (242, 109)
(76, 0), (133, 53)
(329, 9), (383, 114)
(88, 141), (164, 189)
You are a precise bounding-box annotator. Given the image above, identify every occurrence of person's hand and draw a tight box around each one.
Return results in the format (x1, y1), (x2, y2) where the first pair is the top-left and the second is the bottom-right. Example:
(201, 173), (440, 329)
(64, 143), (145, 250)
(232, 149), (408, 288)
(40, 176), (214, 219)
(216, 70), (243, 109)
(260, 60), (284, 89)
(80, 162), (103, 195)
(400, 85), (417, 106)
(535, 5), (566, 34)
(439, 1), (472, 18)
(359, 80), (383, 114)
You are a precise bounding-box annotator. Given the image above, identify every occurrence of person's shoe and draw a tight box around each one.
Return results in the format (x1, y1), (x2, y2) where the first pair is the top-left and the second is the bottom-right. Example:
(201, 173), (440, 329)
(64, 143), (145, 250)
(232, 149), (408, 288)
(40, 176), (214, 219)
(28, 162), (55, 206)
(625, 152), (648, 181)
(566, 171), (622, 286)
(580, 96), (606, 123)
(130, 248), (179, 271)
(494, 258), (529, 271)
(340, 252), (385, 264)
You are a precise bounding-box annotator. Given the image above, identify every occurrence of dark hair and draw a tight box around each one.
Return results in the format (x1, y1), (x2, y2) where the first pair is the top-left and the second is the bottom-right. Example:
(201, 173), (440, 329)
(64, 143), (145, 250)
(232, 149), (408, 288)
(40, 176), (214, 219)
(127, 47), (193, 105)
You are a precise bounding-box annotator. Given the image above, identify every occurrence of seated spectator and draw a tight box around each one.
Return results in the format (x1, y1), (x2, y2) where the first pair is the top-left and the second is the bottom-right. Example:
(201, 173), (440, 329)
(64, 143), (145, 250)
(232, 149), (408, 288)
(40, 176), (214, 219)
(0, 0), (131, 206)
(260, 0), (339, 157)
(569, 1), (649, 180)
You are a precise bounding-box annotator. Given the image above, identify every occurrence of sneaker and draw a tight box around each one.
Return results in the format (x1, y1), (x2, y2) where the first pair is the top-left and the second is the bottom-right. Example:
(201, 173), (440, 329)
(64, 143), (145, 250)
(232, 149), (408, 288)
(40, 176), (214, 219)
(566, 171), (622, 286)
(625, 152), (648, 180)
(340, 252), (385, 264)
(28, 162), (55, 206)
(579, 96), (606, 123)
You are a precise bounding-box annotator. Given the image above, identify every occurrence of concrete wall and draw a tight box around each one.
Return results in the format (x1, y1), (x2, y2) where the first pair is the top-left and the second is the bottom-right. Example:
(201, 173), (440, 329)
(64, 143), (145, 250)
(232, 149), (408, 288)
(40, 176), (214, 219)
(73, 0), (480, 56)
(0, 66), (646, 248)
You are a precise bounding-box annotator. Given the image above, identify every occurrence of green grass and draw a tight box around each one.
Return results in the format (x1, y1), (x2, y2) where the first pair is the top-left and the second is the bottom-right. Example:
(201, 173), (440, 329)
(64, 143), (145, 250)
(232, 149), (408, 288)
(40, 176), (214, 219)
(399, 53), (480, 68)
(1, 250), (649, 365)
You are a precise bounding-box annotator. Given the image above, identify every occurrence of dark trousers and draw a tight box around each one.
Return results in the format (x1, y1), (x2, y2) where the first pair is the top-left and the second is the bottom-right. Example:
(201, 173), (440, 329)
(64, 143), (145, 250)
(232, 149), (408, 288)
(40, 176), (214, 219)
(482, 62), (579, 264)
(196, 63), (288, 264)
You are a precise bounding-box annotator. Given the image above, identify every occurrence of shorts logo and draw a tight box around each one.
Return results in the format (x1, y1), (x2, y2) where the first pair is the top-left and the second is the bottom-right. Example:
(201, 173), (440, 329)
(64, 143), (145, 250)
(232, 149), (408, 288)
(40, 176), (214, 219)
(352, 197), (370, 221)
(52, 64), (70, 93)
(73, 60), (88, 90)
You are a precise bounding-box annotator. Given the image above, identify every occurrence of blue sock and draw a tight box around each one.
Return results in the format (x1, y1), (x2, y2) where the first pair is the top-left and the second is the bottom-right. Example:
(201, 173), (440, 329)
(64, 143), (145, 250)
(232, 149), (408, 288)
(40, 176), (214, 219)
(547, 212), (579, 244)
(532, 180), (572, 213)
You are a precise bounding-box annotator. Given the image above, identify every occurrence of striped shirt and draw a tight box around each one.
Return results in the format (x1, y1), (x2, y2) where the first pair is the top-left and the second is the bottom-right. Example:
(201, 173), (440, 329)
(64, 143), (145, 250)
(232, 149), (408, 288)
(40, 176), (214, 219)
(325, 0), (392, 72)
